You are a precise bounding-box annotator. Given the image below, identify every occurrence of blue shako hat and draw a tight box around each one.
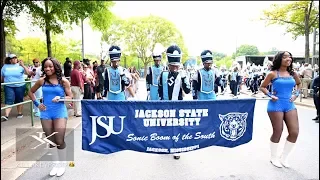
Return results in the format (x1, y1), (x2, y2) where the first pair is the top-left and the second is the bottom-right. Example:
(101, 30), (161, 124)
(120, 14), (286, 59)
(152, 53), (162, 61)
(201, 50), (213, 63)
(166, 45), (182, 66)
(109, 45), (121, 61)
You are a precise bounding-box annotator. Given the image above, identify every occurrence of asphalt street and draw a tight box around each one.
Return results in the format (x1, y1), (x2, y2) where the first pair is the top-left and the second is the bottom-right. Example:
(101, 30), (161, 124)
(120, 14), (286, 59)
(17, 80), (319, 180)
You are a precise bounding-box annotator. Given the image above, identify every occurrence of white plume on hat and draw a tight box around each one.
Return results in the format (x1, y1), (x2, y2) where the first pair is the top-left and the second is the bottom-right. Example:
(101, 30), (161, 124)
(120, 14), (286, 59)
(153, 43), (165, 56)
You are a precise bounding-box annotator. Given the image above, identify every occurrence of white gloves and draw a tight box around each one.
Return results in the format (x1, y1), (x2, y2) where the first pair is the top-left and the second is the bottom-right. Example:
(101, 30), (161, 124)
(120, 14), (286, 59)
(52, 96), (61, 102)
(127, 96), (136, 101)
(179, 70), (187, 78)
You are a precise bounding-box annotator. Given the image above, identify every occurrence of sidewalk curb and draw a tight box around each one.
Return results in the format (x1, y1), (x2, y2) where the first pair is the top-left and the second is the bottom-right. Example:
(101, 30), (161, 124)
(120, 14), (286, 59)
(294, 102), (316, 108)
(1, 126), (42, 162)
(240, 91), (315, 108)
(1, 109), (74, 163)
(1, 116), (82, 180)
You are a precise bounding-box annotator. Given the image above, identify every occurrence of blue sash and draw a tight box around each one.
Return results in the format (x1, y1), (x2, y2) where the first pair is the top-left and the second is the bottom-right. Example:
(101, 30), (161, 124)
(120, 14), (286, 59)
(162, 71), (169, 100)
(151, 66), (162, 86)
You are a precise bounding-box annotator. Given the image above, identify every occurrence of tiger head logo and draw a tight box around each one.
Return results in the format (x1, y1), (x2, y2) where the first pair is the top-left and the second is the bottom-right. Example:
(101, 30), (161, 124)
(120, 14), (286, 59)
(219, 112), (248, 141)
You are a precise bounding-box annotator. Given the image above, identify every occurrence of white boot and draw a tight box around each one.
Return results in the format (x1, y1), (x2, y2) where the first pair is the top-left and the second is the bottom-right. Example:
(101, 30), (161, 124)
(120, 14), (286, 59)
(281, 140), (295, 168)
(56, 148), (67, 177)
(48, 148), (59, 176)
(270, 141), (283, 168)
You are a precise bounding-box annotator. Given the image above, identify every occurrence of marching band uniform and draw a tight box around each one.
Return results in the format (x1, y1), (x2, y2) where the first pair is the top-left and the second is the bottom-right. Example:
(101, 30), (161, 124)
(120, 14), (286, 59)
(158, 45), (191, 160)
(192, 50), (217, 100)
(104, 46), (130, 100)
(158, 45), (191, 101)
(146, 53), (164, 100)
(220, 67), (228, 94)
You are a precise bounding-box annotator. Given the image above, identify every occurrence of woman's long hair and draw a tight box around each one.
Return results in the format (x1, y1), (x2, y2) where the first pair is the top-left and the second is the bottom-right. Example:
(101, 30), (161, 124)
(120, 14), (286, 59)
(4, 57), (11, 64)
(271, 51), (294, 76)
(41, 57), (63, 84)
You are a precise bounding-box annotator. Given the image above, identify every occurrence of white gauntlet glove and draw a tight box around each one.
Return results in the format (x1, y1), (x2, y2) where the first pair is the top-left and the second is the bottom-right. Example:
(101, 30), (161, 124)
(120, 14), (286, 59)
(179, 70), (186, 78)
(127, 96), (136, 101)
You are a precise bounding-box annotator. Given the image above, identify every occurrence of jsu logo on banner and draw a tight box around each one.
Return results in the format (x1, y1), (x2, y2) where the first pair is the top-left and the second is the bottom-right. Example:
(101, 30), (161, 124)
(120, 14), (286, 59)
(89, 116), (126, 145)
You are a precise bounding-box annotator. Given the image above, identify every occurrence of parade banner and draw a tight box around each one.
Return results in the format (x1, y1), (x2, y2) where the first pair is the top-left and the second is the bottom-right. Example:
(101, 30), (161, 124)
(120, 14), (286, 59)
(82, 99), (256, 155)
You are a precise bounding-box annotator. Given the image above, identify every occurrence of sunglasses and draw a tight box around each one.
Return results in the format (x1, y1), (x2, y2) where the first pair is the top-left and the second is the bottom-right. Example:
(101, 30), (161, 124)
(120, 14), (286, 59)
(33, 62), (39, 64)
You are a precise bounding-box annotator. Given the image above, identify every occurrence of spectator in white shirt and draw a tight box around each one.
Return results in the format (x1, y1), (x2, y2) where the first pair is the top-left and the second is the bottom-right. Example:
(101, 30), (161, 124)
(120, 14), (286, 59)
(29, 58), (43, 117)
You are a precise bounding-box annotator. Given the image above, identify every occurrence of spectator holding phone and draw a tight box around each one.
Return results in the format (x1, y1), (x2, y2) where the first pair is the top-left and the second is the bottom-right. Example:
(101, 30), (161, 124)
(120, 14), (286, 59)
(29, 58), (43, 117)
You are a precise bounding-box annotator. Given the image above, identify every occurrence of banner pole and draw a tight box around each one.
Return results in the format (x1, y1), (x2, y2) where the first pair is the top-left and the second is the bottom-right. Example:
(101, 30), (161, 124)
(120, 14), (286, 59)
(58, 98), (272, 102)
(58, 99), (82, 102)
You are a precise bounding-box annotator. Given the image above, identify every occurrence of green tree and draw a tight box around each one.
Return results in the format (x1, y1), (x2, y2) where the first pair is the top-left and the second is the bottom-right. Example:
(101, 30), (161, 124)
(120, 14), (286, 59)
(232, 44), (259, 58)
(261, 1), (319, 63)
(18, 37), (47, 63)
(1, 0), (26, 66)
(65, 38), (82, 61)
(24, 1), (114, 57)
(5, 35), (85, 65)
(101, 17), (125, 46)
(5, 34), (23, 54)
(102, 15), (189, 77)
(260, 47), (279, 55)
(215, 56), (233, 69)
(212, 51), (226, 61)
(101, 17), (126, 66)
(119, 55), (139, 68)
(51, 35), (83, 62)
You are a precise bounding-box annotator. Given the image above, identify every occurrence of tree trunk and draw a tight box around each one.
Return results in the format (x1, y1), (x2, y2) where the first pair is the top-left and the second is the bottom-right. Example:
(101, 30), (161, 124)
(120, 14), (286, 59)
(304, 7), (310, 63)
(142, 57), (151, 78)
(44, 1), (52, 57)
(305, 30), (310, 64)
(0, 0), (7, 68)
(0, 16), (5, 68)
(45, 29), (52, 57)
(143, 64), (148, 78)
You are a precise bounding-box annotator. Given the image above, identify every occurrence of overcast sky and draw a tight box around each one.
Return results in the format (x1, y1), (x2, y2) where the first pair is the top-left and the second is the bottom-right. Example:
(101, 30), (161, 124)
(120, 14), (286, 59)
(15, 1), (312, 57)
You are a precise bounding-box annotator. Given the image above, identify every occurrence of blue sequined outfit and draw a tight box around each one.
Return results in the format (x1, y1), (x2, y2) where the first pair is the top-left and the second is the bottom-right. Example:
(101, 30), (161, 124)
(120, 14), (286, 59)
(40, 83), (68, 120)
(267, 71), (296, 112)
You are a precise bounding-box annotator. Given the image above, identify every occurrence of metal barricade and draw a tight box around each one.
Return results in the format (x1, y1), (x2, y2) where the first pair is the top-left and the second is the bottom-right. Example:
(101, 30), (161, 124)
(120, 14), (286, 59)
(1, 77), (70, 126)
(1, 80), (40, 126)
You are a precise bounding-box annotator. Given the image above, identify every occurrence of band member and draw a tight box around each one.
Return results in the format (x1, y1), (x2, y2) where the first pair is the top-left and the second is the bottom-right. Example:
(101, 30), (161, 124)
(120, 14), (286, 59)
(260, 51), (301, 168)
(311, 75), (319, 123)
(220, 66), (228, 94)
(192, 50), (218, 100)
(146, 53), (164, 100)
(158, 45), (191, 160)
(104, 45), (130, 100)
